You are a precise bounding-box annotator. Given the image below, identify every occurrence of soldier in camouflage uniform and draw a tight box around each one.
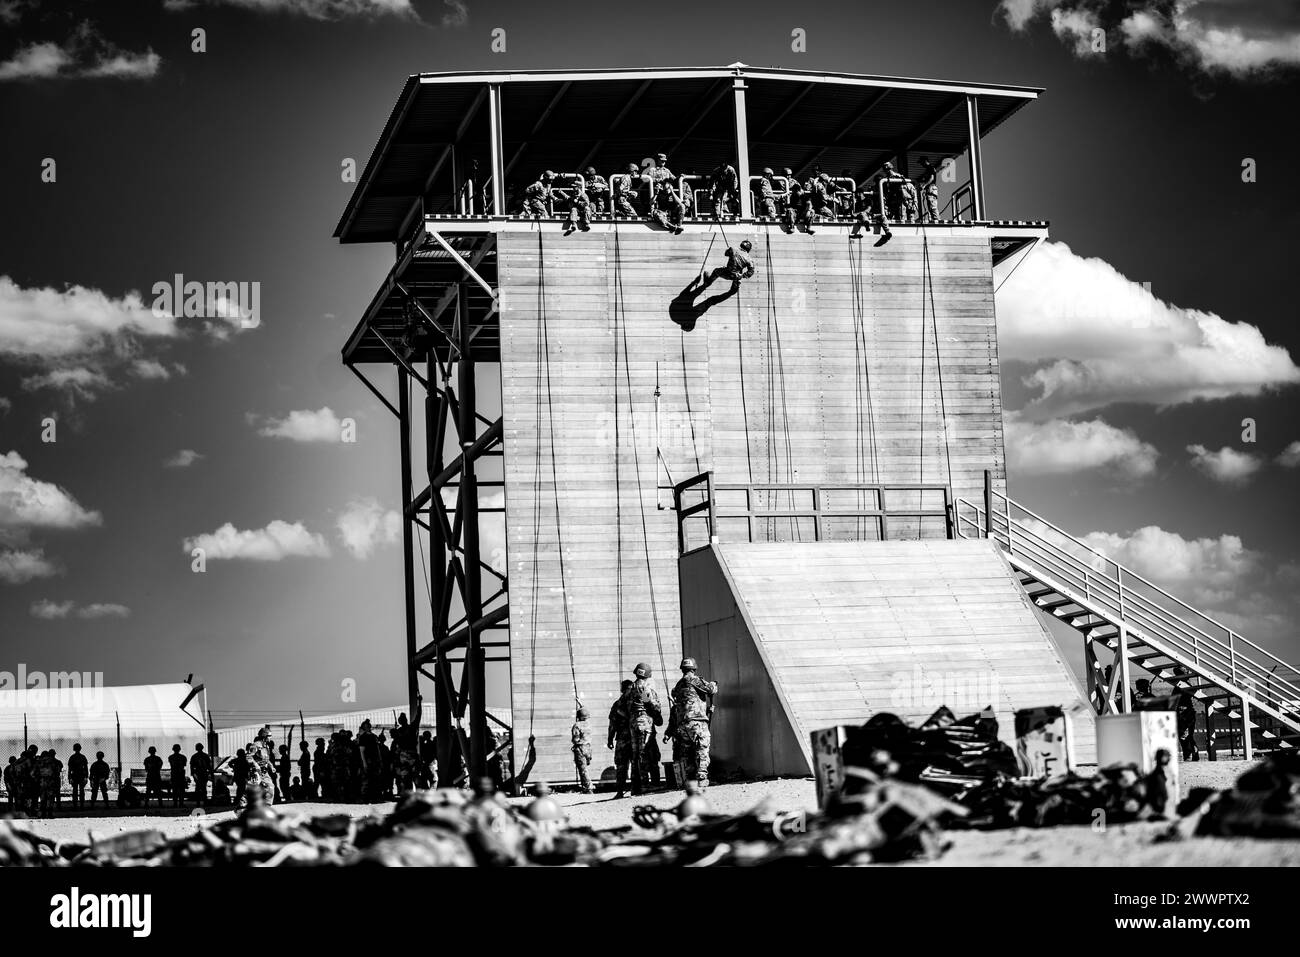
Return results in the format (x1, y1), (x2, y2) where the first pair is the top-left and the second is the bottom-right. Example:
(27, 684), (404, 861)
(606, 679), (633, 798)
(570, 707), (594, 794)
(901, 176), (919, 224)
(918, 156), (941, 222)
(67, 743), (88, 810)
(623, 663), (663, 796)
(879, 162), (907, 222)
(612, 163), (641, 219)
(564, 178), (593, 235)
(37, 749), (60, 818)
(650, 153), (673, 188)
(754, 168), (783, 226)
(781, 168), (814, 234)
(809, 170), (839, 223)
(649, 179), (685, 234)
(522, 171), (555, 219)
(329, 730), (356, 802)
(709, 160), (739, 219)
(582, 166), (609, 214)
(249, 747), (276, 806)
(143, 745), (164, 808)
(392, 703), (422, 793)
(671, 657), (718, 790)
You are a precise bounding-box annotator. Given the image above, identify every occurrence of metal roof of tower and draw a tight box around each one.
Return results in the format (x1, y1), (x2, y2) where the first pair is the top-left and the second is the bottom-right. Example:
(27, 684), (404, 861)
(335, 64), (1043, 244)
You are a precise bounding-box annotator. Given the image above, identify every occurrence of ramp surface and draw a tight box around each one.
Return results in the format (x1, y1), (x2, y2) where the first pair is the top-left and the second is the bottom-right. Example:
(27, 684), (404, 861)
(679, 539), (1093, 777)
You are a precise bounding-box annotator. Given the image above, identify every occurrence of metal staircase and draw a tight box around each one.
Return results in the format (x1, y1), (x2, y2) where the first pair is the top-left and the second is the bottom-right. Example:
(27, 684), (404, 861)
(953, 482), (1300, 758)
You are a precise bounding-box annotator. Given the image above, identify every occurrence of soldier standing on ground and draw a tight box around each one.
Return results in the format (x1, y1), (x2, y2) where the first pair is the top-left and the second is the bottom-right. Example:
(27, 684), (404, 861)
(392, 702), (422, 793)
(88, 751), (110, 807)
(190, 743), (212, 807)
(671, 657), (719, 790)
(143, 745), (164, 808)
(231, 747), (250, 808)
(312, 737), (328, 798)
(168, 744), (187, 807)
(297, 740), (313, 799)
(37, 750), (59, 818)
(277, 745), (292, 802)
(624, 663), (663, 796)
(570, 707), (594, 794)
(357, 720), (381, 801)
(3, 756), (16, 809)
(607, 679), (633, 799)
(67, 743), (88, 810)
(418, 730), (436, 789)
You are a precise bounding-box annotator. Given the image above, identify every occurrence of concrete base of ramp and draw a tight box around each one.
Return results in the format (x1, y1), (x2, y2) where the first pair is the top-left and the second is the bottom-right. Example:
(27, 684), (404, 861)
(678, 539), (1093, 778)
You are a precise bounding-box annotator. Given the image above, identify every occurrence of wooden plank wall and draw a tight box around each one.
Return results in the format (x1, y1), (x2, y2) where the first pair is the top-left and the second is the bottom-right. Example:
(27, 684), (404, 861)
(497, 228), (1008, 782)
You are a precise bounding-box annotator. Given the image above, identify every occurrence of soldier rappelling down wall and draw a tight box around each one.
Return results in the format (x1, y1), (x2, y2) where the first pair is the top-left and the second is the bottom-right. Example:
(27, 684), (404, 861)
(668, 657), (718, 790)
(698, 239), (756, 292)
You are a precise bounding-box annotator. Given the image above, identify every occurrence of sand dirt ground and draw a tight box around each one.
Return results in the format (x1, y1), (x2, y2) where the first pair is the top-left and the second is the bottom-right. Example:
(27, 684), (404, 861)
(10, 760), (1298, 866)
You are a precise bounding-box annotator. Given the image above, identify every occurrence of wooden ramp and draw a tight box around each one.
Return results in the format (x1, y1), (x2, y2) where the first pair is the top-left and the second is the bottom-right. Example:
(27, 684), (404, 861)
(679, 538), (1094, 777)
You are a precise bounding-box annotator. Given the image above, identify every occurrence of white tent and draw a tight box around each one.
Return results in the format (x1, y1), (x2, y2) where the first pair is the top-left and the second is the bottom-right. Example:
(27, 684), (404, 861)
(0, 682), (207, 789)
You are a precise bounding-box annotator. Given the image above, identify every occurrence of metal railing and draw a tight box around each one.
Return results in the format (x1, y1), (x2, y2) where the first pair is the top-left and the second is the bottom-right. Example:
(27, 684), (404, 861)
(954, 484), (1300, 727)
(673, 471), (953, 554)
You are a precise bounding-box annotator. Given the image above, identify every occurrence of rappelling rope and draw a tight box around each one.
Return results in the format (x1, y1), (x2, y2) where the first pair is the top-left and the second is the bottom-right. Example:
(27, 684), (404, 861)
(848, 238), (881, 537)
(612, 225), (672, 699)
(526, 232), (581, 742)
(763, 234), (799, 541)
(918, 233), (955, 491)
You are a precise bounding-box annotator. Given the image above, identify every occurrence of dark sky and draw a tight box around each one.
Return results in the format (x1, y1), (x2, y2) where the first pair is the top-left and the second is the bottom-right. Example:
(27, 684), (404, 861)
(2, 0), (1298, 722)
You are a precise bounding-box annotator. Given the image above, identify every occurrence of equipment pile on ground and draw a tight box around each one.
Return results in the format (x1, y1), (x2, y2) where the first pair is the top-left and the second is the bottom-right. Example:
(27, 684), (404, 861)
(1166, 751), (1300, 840)
(0, 774), (960, 867)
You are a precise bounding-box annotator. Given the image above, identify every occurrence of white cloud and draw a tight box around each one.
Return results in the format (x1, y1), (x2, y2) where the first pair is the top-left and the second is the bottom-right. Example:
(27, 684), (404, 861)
(0, 451), (102, 539)
(1006, 413), (1158, 480)
(0, 21), (160, 82)
(251, 407), (349, 443)
(183, 520), (331, 561)
(164, 449), (204, 469)
(336, 498), (401, 559)
(0, 397), (10, 414)
(997, 241), (1300, 419)
(1078, 525), (1258, 609)
(1276, 441), (1300, 468)
(0, 276), (236, 401)
(77, 602), (130, 618)
(0, 548), (58, 584)
(0, 276), (175, 360)
(1186, 444), (1263, 486)
(441, 0), (468, 27)
(999, 0), (1300, 77)
(163, 0), (419, 19)
(30, 598), (73, 619)
(29, 598), (130, 619)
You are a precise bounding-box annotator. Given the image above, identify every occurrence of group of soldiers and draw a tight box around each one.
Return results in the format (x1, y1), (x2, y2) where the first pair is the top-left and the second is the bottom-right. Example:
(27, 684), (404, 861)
(230, 710), (433, 808)
(570, 657), (719, 797)
(3, 742), (203, 817)
(518, 153), (944, 238)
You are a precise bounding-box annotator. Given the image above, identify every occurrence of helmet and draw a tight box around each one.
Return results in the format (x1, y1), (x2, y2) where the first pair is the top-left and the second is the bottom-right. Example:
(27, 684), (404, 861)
(782, 167), (793, 176)
(576, 707), (589, 720)
(633, 662), (651, 679)
(360, 719), (372, 731)
(584, 166), (597, 177)
(620, 679), (634, 691)
(820, 171), (832, 181)
(762, 167), (774, 177)
(680, 657), (697, 671)
(656, 153), (668, 162)
(542, 170), (555, 181)
(739, 240), (752, 252)
(626, 162), (638, 173)
(882, 161), (895, 172)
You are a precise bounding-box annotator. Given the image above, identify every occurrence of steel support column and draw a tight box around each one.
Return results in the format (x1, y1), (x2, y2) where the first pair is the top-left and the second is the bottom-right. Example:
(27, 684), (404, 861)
(488, 83), (505, 216)
(965, 94), (986, 220)
(426, 367), (456, 784)
(397, 371), (421, 728)
(732, 74), (752, 219)
(458, 288), (488, 781)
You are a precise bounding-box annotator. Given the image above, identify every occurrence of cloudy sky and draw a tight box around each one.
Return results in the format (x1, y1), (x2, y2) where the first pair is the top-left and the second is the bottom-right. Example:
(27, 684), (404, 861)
(2, 0), (1298, 720)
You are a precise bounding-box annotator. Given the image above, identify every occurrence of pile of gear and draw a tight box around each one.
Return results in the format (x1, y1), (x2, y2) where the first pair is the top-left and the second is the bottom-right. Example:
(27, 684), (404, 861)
(836, 707), (1176, 829)
(0, 772), (958, 867)
(1165, 751), (1300, 840)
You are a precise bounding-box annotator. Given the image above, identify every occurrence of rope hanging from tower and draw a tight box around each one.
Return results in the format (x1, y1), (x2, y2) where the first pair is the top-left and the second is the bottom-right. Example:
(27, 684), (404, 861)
(918, 232), (955, 491)
(525, 232), (581, 740)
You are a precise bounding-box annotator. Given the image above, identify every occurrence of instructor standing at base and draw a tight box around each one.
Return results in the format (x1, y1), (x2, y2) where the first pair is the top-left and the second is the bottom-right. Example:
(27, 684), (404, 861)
(667, 658), (718, 791)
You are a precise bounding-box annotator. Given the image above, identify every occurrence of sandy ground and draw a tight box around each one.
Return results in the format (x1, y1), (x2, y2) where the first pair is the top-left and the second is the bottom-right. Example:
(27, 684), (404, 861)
(10, 760), (1298, 866)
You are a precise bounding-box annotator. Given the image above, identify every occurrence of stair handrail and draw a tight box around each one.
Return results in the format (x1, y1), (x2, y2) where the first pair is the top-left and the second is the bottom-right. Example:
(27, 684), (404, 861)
(956, 490), (1300, 706)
